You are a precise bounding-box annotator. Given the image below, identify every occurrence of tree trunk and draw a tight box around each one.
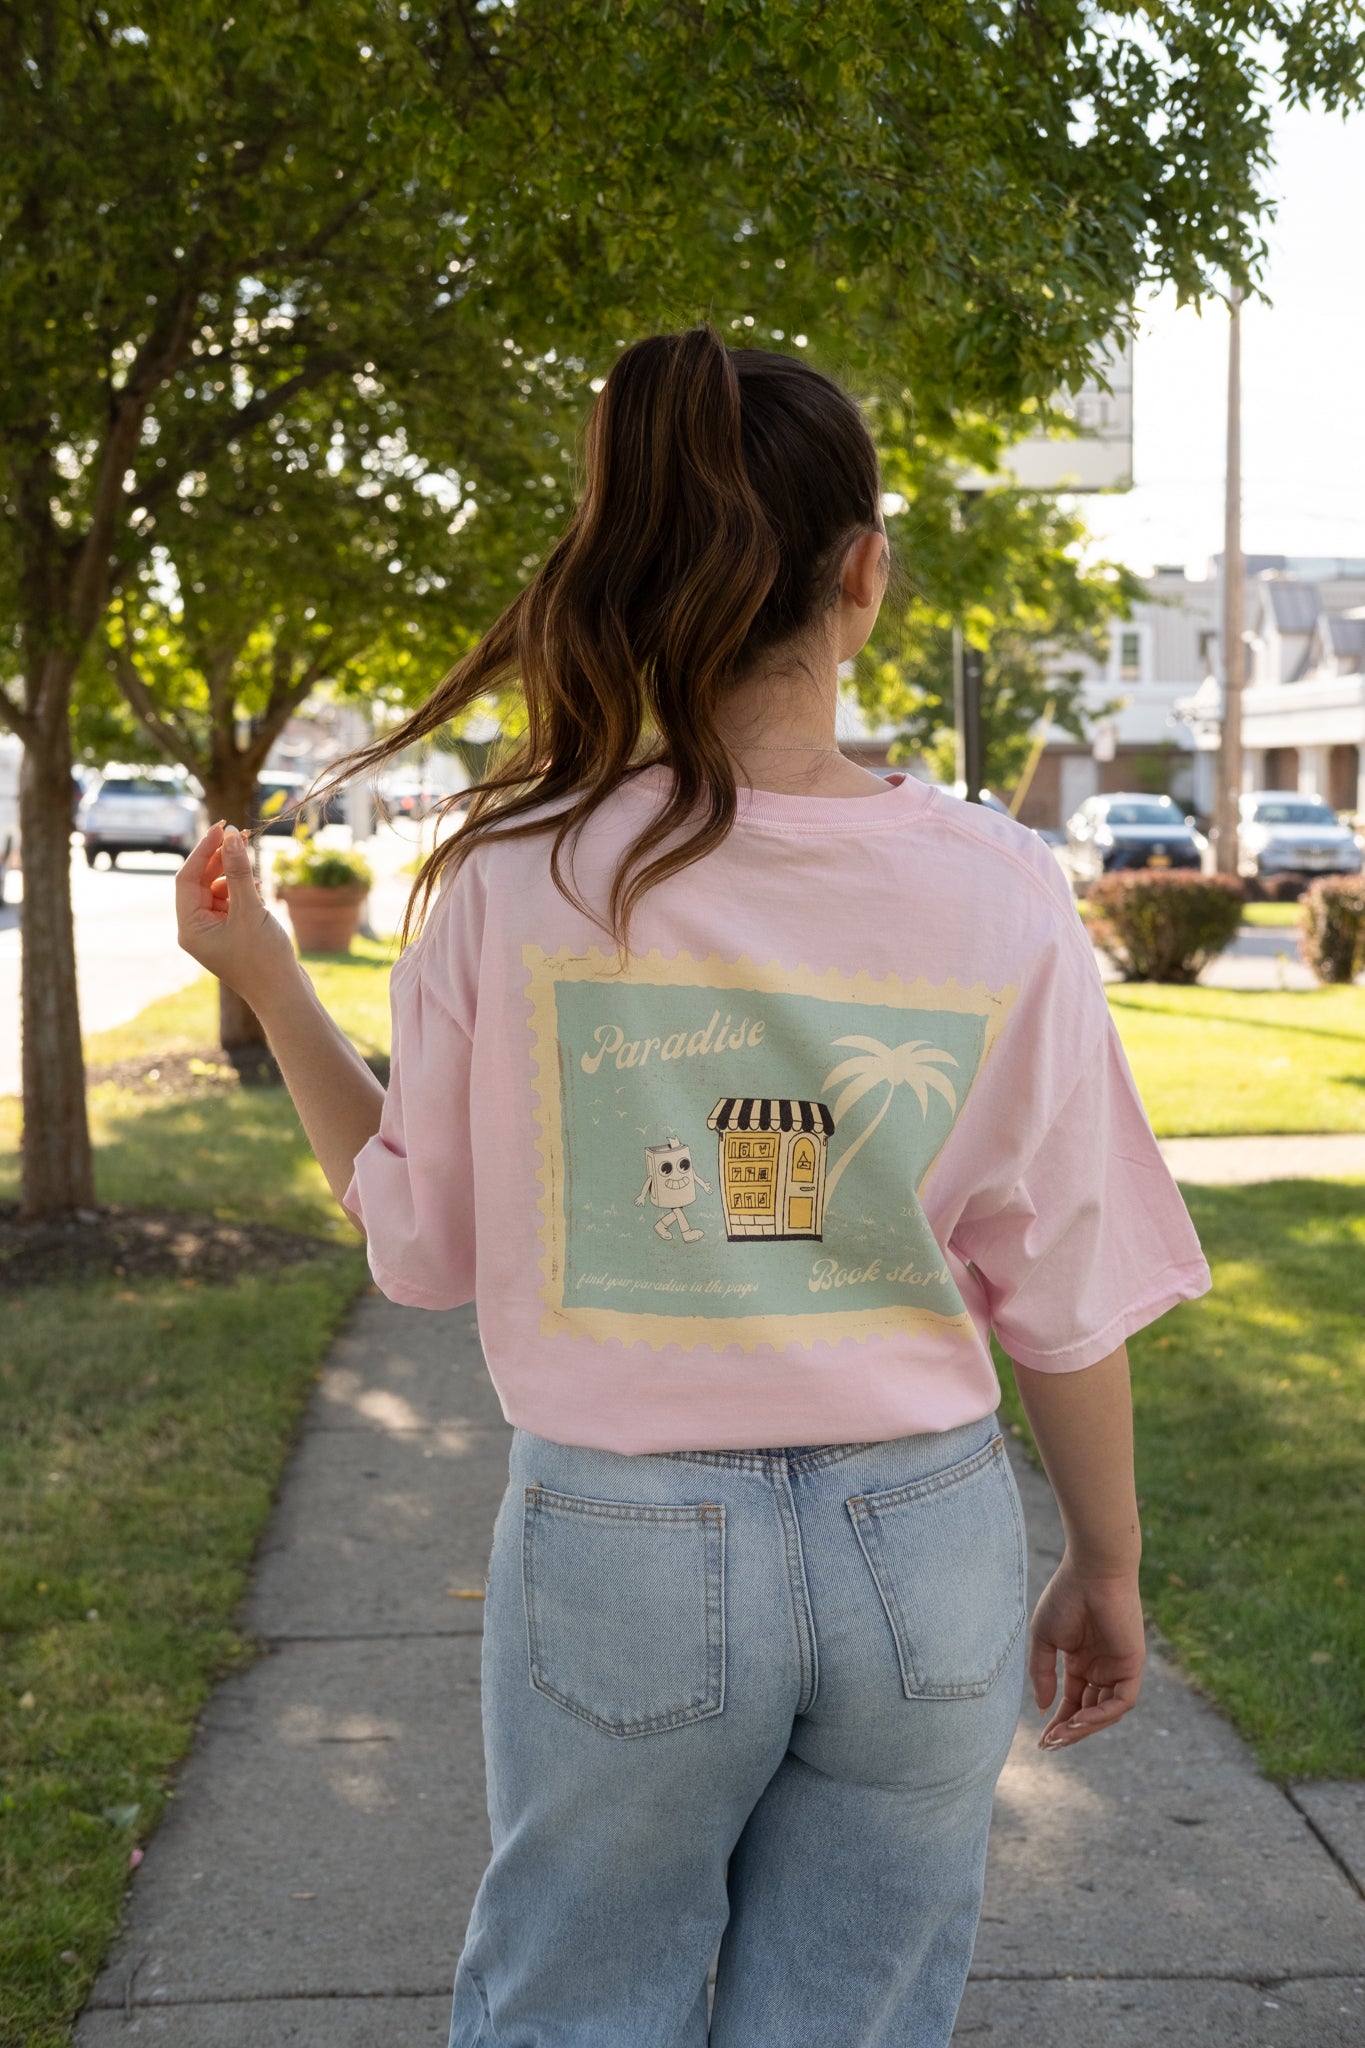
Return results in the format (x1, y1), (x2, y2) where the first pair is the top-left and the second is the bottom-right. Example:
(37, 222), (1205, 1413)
(204, 766), (271, 1055)
(19, 688), (95, 1217)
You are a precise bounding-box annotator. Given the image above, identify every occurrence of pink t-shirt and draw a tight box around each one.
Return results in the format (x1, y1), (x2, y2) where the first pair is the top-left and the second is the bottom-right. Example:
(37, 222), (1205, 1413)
(344, 767), (1210, 1452)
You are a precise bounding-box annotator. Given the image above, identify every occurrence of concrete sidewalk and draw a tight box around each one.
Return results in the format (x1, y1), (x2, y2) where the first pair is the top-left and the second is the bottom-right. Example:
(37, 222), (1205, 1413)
(75, 1299), (1365, 2047)
(1158, 1132), (1365, 1182)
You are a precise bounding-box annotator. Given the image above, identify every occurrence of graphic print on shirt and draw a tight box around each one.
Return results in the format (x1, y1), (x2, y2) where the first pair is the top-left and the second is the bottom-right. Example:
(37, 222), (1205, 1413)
(524, 946), (1016, 1352)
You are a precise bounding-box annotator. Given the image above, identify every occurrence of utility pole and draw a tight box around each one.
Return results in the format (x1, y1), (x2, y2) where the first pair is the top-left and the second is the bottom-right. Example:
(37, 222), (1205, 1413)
(953, 488), (986, 802)
(1213, 287), (1245, 874)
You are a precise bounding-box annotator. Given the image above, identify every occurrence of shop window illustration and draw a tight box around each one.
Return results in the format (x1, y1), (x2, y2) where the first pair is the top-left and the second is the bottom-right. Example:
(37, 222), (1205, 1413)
(707, 1098), (834, 1241)
(635, 1137), (713, 1242)
(820, 1035), (958, 1204)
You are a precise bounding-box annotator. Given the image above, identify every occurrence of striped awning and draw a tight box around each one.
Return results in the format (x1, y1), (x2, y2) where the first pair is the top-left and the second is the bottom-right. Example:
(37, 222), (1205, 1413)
(707, 1097), (834, 1135)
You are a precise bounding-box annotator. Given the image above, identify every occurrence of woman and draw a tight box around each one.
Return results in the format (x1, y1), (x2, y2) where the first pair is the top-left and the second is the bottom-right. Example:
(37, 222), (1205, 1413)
(176, 326), (1210, 2048)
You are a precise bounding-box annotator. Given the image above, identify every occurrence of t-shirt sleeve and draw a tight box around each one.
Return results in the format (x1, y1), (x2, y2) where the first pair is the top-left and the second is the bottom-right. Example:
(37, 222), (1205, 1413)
(955, 1003), (1211, 1371)
(341, 935), (476, 1312)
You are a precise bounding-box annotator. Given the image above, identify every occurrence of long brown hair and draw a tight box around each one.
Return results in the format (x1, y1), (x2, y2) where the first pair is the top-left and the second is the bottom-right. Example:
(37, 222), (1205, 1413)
(305, 324), (882, 948)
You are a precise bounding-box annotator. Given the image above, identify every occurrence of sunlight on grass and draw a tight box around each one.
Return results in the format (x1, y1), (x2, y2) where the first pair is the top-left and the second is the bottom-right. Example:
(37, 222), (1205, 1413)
(999, 1178), (1365, 1780)
(0, 1258), (369, 2046)
(82, 937), (400, 1069)
(1109, 984), (1365, 1135)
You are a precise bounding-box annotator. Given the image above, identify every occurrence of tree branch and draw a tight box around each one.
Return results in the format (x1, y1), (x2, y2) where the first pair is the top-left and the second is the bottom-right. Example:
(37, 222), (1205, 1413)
(127, 353), (353, 520)
(67, 290), (204, 644)
(243, 633), (370, 775)
(104, 628), (205, 782)
(0, 684), (36, 746)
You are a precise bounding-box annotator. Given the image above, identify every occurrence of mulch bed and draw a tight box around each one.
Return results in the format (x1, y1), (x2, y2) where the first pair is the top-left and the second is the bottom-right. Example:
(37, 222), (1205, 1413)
(83, 1047), (390, 1094)
(0, 1202), (348, 1290)
(84, 1047), (280, 1094)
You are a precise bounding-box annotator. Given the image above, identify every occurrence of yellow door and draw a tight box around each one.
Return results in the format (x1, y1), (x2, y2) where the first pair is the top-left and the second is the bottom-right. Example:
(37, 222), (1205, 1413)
(786, 1136), (817, 1233)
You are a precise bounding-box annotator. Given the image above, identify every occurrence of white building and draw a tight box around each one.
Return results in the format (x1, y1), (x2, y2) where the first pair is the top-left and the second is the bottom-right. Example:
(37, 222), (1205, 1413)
(1182, 566), (1365, 817)
(1019, 556), (1365, 830)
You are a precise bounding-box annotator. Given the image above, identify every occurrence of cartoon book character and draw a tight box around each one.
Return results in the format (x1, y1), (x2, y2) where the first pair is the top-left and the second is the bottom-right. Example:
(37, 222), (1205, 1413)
(635, 1138), (713, 1242)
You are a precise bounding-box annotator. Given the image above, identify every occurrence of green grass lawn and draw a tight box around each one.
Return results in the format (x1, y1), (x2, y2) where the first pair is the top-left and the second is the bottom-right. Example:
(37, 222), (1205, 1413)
(0, 941), (397, 1224)
(0, 949), (386, 2047)
(1110, 984), (1365, 1136)
(0, 1259), (366, 2047)
(1240, 902), (1303, 927)
(998, 1177), (1365, 1780)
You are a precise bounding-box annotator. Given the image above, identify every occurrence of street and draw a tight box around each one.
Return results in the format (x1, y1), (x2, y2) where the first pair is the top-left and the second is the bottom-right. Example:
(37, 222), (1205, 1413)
(0, 830), (1322, 1102)
(0, 825), (431, 1099)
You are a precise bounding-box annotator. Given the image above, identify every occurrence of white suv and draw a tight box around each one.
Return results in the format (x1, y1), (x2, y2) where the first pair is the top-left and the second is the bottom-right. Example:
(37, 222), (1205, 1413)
(79, 766), (209, 867)
(1238, 791), (1363, 889)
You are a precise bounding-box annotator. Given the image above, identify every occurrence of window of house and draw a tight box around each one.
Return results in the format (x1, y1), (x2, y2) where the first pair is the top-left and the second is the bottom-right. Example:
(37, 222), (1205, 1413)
(1118, 629), (1143, 682)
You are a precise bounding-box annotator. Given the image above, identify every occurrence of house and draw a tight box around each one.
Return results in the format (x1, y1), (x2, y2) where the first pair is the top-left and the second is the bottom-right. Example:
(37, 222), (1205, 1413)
(1176, 561), (1365, 818)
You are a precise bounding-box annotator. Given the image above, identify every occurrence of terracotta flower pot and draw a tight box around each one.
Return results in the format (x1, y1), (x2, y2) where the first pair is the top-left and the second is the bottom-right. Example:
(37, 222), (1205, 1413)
(278, 882), (369, 953)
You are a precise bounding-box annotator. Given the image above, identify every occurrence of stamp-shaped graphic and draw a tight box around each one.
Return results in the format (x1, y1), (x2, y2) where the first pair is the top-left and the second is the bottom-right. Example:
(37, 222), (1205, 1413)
(523, 947), (1016, 1352)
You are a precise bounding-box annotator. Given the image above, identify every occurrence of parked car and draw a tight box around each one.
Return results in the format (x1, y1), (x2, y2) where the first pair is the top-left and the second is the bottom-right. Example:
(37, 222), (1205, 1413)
(253, 772), (311, 836)
(1237, 791), (1363, 889)
(253, 771), (350, 834)
(79, 766), (209, 866)
(0, 733), (20, 906)
(1064, 792), (1205, 885)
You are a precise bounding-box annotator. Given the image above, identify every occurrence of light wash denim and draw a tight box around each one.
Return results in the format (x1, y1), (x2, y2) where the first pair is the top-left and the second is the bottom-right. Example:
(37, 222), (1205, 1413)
(448, 1415), (1027, 2048)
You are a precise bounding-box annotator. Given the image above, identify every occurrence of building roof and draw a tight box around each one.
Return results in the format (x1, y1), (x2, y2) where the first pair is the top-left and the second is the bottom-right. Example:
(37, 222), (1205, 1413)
(1260, 578), (1321, 634)
(1323, 616), (1365, 671)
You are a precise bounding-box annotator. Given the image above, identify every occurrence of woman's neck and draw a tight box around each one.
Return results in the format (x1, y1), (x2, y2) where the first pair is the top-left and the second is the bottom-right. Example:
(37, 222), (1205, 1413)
(711, 650), (889, 798)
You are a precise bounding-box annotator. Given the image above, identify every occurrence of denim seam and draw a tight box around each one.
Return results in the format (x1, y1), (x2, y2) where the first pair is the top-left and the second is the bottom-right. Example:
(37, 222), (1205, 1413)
(523, 1486), (725, 1524)
(844, 1433), (1004, 1515)
(654, 1440), (883, 1474)
(770, 1463), (819, 1715)
(521, 1487), (726, 1738)
(847, 1436), (1025, 1701)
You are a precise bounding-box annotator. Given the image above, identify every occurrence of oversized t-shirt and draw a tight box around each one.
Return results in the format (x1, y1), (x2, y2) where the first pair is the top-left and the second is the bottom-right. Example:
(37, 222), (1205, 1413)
(343, 766), (1211, 1452)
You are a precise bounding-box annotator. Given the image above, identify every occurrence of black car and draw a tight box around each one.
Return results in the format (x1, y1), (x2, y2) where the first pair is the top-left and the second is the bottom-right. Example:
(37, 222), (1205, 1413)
(251, 773), (347, 835)
(1065, 793), (1206, 885)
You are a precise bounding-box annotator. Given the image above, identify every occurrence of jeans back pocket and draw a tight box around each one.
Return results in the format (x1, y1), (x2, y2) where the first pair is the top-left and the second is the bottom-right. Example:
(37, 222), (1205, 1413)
(522, 1485), (726, 1738)
(847, 1436), (1026, 1701)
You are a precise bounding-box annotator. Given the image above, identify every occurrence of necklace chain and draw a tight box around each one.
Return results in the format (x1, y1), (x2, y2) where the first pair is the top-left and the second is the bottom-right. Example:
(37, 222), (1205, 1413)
(730, 741), (845, 756)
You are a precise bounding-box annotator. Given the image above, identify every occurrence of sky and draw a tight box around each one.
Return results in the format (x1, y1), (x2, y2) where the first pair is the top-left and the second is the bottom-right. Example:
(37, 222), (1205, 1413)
(1075, 99), (1365, 580)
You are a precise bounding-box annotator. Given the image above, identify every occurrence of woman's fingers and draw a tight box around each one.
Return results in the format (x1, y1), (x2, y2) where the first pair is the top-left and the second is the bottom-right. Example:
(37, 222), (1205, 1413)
(176, 821), (225, 916)
(1040, 1673), (1142, 1749)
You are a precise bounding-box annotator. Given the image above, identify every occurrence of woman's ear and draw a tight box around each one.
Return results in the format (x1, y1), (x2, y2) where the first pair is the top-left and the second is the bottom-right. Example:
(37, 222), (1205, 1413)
(836, 529), (890, 659)
(840, 528), (889, 613)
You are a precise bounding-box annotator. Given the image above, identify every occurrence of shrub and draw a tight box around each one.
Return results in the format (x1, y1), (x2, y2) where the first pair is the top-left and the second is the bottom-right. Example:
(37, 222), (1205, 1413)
(273, 840), (374, 891)
(1298, 875), (1365, 984)
(1088, 871), (1245, 983)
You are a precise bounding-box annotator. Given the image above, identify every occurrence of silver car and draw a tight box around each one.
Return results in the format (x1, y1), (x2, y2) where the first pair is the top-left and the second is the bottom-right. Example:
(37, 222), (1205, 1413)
(1237, 792), (1362, 888)
(80, 766), (209, 867)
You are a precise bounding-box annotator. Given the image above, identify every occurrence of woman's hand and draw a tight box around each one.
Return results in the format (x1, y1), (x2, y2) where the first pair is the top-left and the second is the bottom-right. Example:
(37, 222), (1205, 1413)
(175, 821), (300, 1011)
(1029, 1557), (1145, 1750)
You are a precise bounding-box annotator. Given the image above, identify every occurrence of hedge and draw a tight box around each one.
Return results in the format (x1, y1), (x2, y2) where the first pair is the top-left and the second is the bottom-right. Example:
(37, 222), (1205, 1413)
(1088, 870), (1245, 984)
(1298, 874), (1365, 984)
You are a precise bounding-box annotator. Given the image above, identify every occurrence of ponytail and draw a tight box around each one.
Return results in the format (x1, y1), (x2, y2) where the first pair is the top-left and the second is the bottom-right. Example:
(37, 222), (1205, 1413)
(305, 324), (881, 950)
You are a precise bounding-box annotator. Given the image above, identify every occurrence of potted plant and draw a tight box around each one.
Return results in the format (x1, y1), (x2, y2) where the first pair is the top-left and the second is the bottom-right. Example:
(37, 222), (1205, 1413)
(272, 836), (374, 954)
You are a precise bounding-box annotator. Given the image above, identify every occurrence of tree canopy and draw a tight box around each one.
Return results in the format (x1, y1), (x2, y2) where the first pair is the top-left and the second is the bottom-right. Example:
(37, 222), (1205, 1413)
(4, 0), (1364, 1212)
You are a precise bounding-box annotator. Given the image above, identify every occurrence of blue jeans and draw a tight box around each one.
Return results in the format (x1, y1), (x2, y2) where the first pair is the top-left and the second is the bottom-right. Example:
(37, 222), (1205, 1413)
(448, 1415), (1027, 2048)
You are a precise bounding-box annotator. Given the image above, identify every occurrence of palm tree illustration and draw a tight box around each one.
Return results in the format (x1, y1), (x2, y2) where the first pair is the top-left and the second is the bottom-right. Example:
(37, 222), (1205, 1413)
(821, 1036), (959, 1205)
